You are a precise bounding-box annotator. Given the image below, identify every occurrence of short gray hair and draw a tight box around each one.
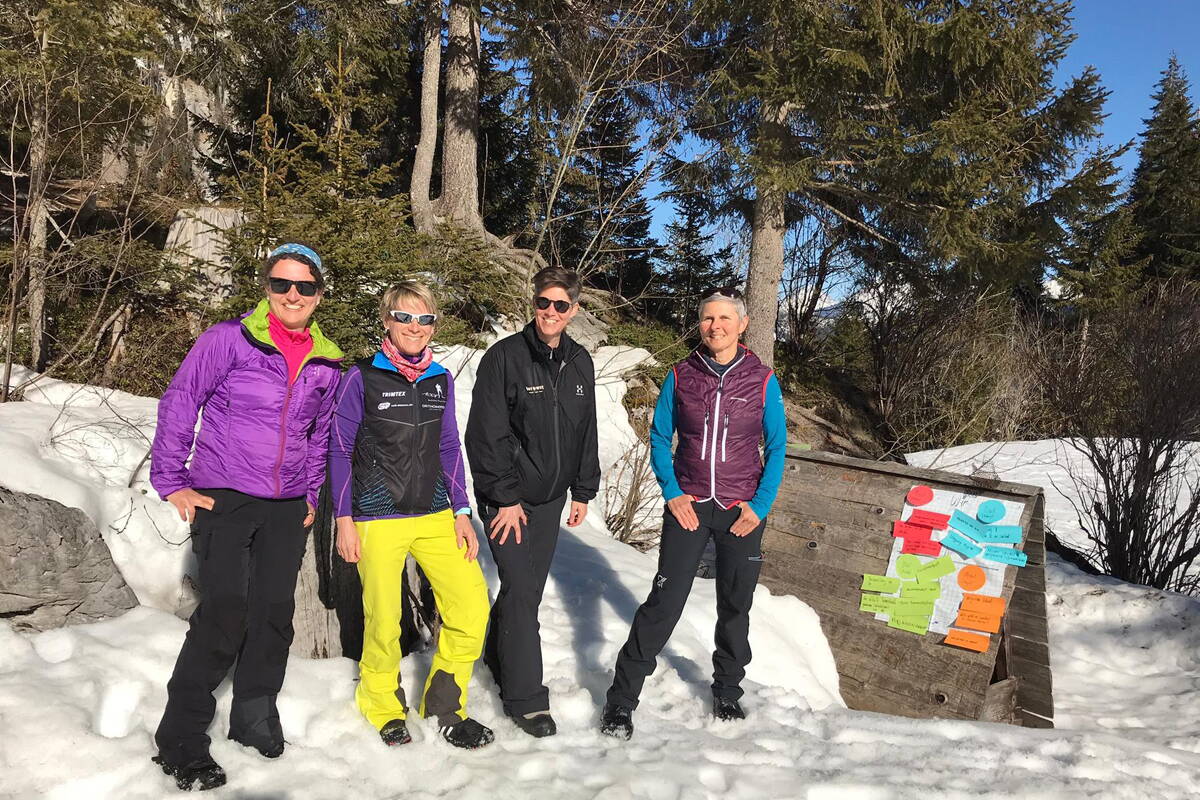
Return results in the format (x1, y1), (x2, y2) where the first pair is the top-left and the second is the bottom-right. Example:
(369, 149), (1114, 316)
(698, 292), (746, 319)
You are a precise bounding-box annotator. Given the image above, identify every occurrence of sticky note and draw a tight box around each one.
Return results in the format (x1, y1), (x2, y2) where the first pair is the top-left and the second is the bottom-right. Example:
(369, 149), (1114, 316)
(983, 546), (1028, 567)
(976, 499), (1006, 524)
(939, 530), (983, 558)
(893, 521), (932, 540)
(944, 628), (990, 653)
(976, 524), (1023, 545)
(893, 598), (935, 616)
(916, 555), (956, 581)
(957, 565), (987, 591)
(900, 581), (941, 600)
(950, 509), (988, 541)
(895, 554), (922, 579)
(960, 594), (1006, 615)
(888, 615), (929, 635)
(955, 609), (1002, 633)
(907, 485), (934, 506)
(861, 574), (902, 593)
(859, 594), (896, 614)
(902, 538), (942, 557)
(907, 509), (951, 530)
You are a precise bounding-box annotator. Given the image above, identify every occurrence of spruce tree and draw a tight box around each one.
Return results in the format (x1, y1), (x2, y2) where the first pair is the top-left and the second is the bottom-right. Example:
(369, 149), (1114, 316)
(1128, 55), (1200, 279)
(654, 192), (735, 333)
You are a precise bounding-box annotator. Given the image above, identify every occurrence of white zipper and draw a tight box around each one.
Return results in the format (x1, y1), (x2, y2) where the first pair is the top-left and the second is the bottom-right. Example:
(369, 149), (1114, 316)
(709, 380), (723, 497)
(722, 415), (728, 462)
(701, 412), (709, 459)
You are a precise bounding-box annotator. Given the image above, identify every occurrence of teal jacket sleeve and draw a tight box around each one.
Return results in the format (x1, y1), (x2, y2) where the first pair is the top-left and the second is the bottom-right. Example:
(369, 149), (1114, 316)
(649, 368), (684, 502)
(748, 373), (786, 519)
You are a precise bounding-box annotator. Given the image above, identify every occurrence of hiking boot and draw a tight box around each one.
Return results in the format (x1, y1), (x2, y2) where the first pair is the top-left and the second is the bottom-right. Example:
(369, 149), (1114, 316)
(229, 734), (284, 759)
(380, 719), (412, 746)
(440, 717), (495, 749)
(152, 755), (227, 792)
(509, 710), (557, 738)
(712, 696), (745, 722)
(599, 703), (633, 740)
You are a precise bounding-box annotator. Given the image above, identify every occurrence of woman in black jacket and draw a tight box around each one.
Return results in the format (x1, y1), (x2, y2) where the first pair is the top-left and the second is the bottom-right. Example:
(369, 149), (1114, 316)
(466, 266), (600, 738)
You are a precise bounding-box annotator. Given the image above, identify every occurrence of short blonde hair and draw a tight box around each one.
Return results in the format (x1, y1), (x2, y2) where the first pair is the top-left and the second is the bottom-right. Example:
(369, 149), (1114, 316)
(379, 280), (439, 326)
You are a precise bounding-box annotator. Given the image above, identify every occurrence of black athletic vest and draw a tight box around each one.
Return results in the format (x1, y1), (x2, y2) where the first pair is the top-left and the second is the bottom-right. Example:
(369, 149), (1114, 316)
(351, 358), (450, 517)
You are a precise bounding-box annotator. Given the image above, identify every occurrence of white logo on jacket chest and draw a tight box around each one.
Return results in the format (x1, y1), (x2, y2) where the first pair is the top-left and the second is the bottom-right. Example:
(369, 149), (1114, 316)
(575, 384), (584, 396)
(525, 385), (544, 394)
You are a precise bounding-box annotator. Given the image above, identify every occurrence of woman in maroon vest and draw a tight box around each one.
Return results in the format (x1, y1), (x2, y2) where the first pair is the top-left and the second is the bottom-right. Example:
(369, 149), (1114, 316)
(600, 287), (787, 739)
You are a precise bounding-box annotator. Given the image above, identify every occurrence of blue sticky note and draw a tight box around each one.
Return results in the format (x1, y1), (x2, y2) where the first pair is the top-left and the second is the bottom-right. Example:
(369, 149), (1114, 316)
(979, 524), (1023, 544)
(940, 529), (983, 558)
(950, 509), (987, 542)
(983, 545), (1028, 567)
(977, 499), (1006, 524)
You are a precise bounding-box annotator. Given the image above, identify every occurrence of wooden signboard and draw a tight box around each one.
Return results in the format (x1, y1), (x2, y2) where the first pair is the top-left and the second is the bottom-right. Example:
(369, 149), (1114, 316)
(761, 450), (1053, 728)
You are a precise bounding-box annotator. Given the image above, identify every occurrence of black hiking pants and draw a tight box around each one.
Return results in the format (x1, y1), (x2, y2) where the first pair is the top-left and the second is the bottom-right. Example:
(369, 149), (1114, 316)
(155, 489), (308, 766)
(608, 500), (765, 709)
(480, 493), (567, 716)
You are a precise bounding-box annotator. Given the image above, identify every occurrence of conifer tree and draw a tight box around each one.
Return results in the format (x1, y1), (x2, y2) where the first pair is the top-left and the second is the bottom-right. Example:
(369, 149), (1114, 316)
(654, 191), (734, 333)
(1128, 55), (1200, 279)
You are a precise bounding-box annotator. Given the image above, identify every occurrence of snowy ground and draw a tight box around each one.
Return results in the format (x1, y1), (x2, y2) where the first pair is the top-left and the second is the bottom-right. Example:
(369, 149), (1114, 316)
(3, 361), (1200, 797)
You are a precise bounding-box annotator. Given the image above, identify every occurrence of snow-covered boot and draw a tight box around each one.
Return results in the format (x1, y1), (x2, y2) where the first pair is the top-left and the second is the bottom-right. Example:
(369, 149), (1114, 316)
(152, 755), (227, 792)
(380, 719), (412, 746)
(599, 703), (634, 740)
(510, 710), (557, 738)
(712, 696), (745, 721)
(440, 717), (495, 749)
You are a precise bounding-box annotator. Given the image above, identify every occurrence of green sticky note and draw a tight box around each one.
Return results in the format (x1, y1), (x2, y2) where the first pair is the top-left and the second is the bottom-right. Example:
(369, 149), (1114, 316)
(900, 581), (941, 600)
(892, 598), (935, 616)
(887, 615), (929, 635)
(896, 554), (922, 579)
(861, 574), (902, 594)
(859, 594), (896, 614)
(916, 555), (955, 581)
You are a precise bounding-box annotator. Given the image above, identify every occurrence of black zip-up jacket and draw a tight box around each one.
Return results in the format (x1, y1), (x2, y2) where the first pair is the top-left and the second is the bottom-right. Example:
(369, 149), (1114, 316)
(466, 322), (600, 508)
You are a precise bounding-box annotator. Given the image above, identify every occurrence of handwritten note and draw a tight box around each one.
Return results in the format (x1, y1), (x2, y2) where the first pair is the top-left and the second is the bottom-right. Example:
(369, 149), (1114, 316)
(893, 598), (936, 616)
(956, 565), (987, 592)
(975, 525), (1023, 545)
(860, 594), (897, 614)
(976, 499), (1006, 524)
(949, 509), (988, 541)
(939, 529), (983, 559)
(895, 554), (922, 579)
(887, 615), (929, 635)
(944, 628), (991, 653)
(902, 538), (942, 557)
(982, 546), (1028, 567)
(900, 582), (941, 600)
(960, 594), (1006, 615)
(861, 574), (902, 594)
(916, 555), (956, 582)
(955, 608), (1003, 633)
(906, 509), (951, 530)
(894, 521), (932, 540)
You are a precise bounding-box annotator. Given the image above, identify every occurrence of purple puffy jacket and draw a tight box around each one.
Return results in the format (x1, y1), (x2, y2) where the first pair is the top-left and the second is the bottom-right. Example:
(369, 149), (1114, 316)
(150, 300), (344, 508)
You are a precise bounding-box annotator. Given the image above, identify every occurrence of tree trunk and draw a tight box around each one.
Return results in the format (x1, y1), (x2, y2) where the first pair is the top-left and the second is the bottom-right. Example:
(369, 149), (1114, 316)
(411, 0), (443, 235)
(743, 104), (790, 367)
(290, 532), (340, 658)
(26, 25), (51, 372)
(437, 0), (483, 232)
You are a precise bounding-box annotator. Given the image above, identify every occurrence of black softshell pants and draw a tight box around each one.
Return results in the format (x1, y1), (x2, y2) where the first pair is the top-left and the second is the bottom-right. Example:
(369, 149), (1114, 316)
(155, 489), (308, 766)
(480, 493), (567, 716)
(607, 500), (766, 709)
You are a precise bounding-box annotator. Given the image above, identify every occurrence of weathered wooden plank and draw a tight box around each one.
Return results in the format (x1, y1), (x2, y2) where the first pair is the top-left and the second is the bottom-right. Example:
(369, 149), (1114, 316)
(794, 450), (1043, 498)
(981, 677), (1018, 723)
(765, 516), (895, 561)
(771, 489), (895, 534)
(1005, 609), (1049, 645)
(1007, 637), (1050, 668)
(1015, 567), (1046, 594)
(1009, 586), (1048, 618)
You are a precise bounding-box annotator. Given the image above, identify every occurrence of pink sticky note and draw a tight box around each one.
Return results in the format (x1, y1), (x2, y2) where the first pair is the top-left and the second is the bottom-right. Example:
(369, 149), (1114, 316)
(907, 509), (951, 530)
(893, 521), (932, 540)
(901, 538), (942, 557)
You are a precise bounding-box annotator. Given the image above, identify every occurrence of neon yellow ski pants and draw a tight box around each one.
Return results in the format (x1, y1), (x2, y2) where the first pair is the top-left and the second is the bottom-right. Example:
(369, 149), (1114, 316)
(354, 511), (489, 729)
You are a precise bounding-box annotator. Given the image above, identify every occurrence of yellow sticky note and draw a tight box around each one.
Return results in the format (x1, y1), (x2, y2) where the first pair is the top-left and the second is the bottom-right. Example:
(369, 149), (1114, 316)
(861, 574), (902, 594)
(887, 615), (929, 635)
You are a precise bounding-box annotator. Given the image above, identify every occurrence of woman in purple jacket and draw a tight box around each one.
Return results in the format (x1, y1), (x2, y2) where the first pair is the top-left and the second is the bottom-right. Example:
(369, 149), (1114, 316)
(149, 243), (343, 791)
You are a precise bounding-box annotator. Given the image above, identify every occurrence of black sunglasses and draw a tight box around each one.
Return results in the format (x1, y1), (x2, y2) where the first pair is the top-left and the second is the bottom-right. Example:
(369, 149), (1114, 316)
(389, 309), (437, 326)
(267, 277), (320, 297)
(702, 285), (742, 300)
(534, 296), (574, 313)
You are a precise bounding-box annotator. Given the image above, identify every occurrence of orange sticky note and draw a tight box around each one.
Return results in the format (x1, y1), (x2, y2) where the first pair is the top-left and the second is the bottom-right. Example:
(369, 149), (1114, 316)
(957, 565), (987, 592)
(944, 628), (990, 653)
(955, 608), (1002, 633)
(960, 594), (1006, 615)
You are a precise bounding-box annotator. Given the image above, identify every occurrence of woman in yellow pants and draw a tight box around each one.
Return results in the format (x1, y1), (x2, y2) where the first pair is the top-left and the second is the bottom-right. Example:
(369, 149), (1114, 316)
(328, 281), (493, 749)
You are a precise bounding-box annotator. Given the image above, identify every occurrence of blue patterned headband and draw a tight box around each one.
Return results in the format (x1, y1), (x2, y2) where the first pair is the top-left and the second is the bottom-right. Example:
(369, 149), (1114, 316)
(268, 243), (323, 271)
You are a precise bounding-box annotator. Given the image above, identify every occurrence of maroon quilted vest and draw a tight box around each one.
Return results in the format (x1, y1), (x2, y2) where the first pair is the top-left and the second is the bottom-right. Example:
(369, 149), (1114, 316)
(671, 345), (773, 506)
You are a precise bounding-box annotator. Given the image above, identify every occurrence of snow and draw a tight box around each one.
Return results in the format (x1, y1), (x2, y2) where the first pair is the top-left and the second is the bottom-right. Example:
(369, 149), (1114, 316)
(4, 364), (1200, 796)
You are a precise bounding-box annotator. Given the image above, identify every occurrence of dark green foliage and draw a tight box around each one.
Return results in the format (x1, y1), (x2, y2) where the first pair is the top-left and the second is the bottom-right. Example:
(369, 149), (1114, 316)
(1128, 56), (1200, 279)
(652, 190), (735, 333)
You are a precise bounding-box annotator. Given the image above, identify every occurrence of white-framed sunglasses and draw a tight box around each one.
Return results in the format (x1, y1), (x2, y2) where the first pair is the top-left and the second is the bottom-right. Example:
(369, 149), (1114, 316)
(389, 310), (437, 326)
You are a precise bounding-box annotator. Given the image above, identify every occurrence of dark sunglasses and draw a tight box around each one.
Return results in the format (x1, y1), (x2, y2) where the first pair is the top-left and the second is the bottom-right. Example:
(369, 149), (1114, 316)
(267, 277), (320, 297)
(389, 309), (437, 326)
(702, 285), (742, 300)
(534, 296), (574, 313)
